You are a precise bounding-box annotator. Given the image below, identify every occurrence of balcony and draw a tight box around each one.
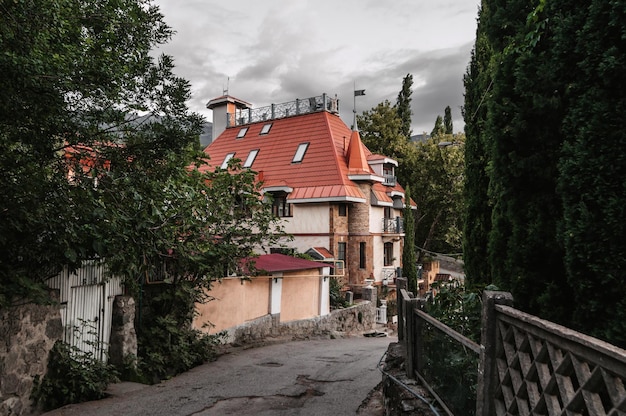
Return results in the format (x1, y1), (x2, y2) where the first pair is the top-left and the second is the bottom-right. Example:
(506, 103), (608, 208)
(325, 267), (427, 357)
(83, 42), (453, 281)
(382, 216), (404, 234)
(227, 94), (339, 127)
(382, 174), (396, 186)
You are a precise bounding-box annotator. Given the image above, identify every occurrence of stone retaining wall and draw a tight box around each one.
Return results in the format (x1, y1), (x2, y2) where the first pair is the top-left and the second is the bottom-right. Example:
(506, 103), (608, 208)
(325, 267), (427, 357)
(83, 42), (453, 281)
(223, 300), (376, 346)
(0, 294), (63, 416)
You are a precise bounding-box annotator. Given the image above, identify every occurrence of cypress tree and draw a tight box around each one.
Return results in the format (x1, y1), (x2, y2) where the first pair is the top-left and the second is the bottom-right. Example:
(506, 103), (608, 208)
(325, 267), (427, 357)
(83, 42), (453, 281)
(462, 0), (494, 286)
(402, 186), (418, 294)
(430, 115), (444, 137)
(557, 0), (626, 347)
(443, 106), (453, 134)
(483, 0), (571, 322)
(396, 74), (413, 139)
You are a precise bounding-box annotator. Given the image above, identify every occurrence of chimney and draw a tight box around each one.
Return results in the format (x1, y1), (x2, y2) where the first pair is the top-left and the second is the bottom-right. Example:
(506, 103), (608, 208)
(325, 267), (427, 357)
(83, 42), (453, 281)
(206, 95), (252, 139)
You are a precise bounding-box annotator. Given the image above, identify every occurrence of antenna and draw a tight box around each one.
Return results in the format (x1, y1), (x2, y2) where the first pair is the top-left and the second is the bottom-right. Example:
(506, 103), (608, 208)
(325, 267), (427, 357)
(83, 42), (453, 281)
(223, 77), (230, 96)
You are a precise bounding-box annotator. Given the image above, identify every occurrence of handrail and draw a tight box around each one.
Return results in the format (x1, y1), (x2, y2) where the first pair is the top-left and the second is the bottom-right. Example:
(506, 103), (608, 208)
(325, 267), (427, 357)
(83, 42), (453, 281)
(414, 308), (481, 354)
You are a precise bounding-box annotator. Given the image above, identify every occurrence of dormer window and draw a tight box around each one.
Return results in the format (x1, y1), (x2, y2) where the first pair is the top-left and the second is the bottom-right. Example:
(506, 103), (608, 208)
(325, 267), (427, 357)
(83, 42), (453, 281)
(237, 127), (248, 138)
(292, 142), (309, 163)
(221, 153), (235, 169)
(383, 164), (396, 186)
(243, 149), (259, 168)
(260, 123), (272, 135)
(270, 191), (292, 217)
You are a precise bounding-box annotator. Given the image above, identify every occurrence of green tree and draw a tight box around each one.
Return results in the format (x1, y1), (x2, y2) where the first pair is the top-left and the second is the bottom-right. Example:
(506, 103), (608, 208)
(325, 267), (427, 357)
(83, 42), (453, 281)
(357, 100), (412, 186)
(431, 115), (445, 137)
(462, 0), (494, 286)
(444, 106), (453, 134)
(405, 135), (465, 258)
(396, 74), (413, 139)
(483, 0), (571, 323)
(1, 0), (195, 306)
(0, 0), (282, 309)
(555, 0), (626, 347)
(463, 0), (626, 348)
(402, 186), (418, 294)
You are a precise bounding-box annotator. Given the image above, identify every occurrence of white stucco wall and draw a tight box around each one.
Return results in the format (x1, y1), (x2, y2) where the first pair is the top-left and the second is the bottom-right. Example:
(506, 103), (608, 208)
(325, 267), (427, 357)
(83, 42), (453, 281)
(281, 203), (329, 234)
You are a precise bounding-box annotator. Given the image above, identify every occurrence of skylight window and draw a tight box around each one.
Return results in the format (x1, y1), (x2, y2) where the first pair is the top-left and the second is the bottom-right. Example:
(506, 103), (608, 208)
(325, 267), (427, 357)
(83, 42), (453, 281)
(292, 142), (309, 163)
(259, 123), (272, 135)
(237, 127), (248, 138)
(221, 153), (235, 169)
(243, 149), (259, 168)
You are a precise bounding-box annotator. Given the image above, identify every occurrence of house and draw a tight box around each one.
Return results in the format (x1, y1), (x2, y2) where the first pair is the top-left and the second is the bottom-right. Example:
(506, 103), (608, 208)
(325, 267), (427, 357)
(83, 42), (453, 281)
(201, 93), (412, 291)
(193, 253), (331, 334)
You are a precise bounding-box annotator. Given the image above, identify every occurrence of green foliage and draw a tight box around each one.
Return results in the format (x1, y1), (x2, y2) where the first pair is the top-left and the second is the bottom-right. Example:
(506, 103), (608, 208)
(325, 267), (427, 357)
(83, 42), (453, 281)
(420, 327), (478, 415)
(406, 135), (465, 257)
(31, 341), (119, 411)
(402, 186), (418, 294)
(396, 73), (413, 139)
(135, 282), (224, 383)
(555, 0), (626, 347)
(443, 106), (453, 134)
(329, 277), (349, 309)
(463, 0), (626, 346)
(427, 283), (484, 343)
(0, 0), (202, 306)
(430, 115), (444, 137)
(419, 284), (487, 415)
(462, 14), (494, 286)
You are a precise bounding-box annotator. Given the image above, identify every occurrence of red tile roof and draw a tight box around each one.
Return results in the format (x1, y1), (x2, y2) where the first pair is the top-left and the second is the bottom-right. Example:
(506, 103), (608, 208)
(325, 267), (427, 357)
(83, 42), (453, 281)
(252, 253), (326, 273)
(201, 110), (408, 203)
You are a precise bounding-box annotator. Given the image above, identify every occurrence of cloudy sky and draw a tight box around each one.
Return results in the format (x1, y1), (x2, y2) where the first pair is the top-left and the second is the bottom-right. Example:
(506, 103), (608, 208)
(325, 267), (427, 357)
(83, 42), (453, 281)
(153, 0), (479, 135)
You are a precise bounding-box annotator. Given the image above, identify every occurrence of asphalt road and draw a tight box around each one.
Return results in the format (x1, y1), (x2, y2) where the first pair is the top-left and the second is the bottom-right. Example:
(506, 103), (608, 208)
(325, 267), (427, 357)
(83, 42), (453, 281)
(43, 334), (395, 416)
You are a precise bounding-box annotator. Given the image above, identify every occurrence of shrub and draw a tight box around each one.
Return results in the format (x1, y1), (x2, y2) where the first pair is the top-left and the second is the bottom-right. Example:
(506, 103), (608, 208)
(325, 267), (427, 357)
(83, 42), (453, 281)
(31, 341), (119, 411)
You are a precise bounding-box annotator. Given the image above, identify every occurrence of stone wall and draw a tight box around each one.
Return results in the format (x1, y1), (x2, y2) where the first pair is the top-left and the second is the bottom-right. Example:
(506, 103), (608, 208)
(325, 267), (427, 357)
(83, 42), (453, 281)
(0, 294), (63, 416)
(108, 295), (137, 370)
(223, 300), (377, 346)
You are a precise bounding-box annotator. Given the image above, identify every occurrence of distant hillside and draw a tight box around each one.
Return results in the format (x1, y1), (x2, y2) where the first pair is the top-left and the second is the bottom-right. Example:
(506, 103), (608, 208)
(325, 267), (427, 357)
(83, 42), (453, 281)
(199, 122), (212, 148)
(410, 133), (430, 143)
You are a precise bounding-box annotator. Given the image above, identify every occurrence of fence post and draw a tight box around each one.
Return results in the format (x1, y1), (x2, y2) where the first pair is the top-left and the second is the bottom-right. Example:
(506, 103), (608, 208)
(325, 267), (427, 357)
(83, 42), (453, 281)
(476, 290), (514, 416)
(396, 277), (407, 341)
(414, 298), (427, 375)
(405, 296), (421, 378)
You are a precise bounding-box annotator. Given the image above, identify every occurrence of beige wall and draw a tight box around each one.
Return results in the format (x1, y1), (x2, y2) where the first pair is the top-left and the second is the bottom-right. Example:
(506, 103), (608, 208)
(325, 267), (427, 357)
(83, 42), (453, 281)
(282, 203), (329, 234)
(280, 271), (321, 322)
(194, 277), (270, 334)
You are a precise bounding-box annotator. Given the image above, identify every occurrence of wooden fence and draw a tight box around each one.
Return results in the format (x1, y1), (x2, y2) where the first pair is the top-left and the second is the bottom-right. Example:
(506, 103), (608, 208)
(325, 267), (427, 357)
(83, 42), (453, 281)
(396, 278), (626, 415)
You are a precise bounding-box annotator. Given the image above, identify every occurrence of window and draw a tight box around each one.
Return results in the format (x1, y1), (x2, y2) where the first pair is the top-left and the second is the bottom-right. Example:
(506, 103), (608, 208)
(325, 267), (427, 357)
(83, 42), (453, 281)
(271, 192), (292, 217)
(237, 127), (248, 138)
(292, 142), (309, 163)
(220, 153), (235, 169)
(337, 242), (346, 270)
(384, 242), (394, 266)
(384, 206), (393, 219)
(338, 204), (347, 217)
(243, 149), (259, 168)
(359, 242), (366, 269)
(260, 123), (272, 135)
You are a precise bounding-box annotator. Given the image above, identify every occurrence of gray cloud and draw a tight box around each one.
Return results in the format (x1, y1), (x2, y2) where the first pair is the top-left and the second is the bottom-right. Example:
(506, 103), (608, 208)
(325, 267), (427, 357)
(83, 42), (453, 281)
(153, 0), (477, 135)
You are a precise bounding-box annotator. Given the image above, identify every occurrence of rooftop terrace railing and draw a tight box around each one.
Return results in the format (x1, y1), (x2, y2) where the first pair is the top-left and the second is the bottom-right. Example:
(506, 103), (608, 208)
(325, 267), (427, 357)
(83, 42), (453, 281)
(395, 278), (626, 415)
(227, 93), (339, 127)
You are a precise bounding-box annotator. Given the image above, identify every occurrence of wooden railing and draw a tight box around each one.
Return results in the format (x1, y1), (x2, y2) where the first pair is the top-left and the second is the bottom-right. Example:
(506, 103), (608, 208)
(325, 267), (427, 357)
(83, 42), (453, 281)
(396, 278), (626, 415)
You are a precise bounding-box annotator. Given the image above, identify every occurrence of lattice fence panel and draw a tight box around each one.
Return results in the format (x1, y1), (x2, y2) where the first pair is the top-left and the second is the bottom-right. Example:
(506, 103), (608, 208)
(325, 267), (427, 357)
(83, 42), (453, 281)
(492, 309), (626, 416)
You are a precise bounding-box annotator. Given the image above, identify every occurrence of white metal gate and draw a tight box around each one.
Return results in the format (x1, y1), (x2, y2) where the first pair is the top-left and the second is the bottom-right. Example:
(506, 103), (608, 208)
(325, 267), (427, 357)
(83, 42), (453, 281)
(47, 260), (123, 362)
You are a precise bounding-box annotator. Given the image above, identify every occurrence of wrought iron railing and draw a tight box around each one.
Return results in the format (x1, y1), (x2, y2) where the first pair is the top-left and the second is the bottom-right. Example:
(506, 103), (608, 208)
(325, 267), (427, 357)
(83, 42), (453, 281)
(383, 174), (397, 186)
(382, 216), (404, 233)
(226, 93), (339, 127)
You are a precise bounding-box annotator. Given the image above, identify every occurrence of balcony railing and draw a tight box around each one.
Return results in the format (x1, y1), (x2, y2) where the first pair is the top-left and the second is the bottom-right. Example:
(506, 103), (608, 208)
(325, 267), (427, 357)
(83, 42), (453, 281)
(382, 216), (404, 234)
(382, 174), (396, 186)
(227, 93), (339, 127)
